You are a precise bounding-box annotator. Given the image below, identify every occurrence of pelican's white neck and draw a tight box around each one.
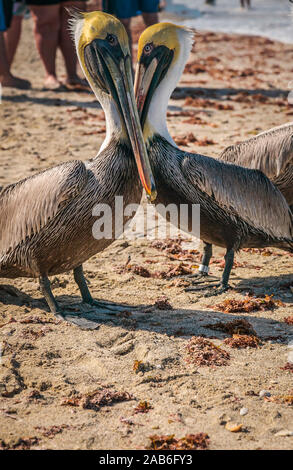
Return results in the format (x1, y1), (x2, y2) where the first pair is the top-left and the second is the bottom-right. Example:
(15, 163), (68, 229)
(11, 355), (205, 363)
(144, 28), (193, 146)
(73, 17), (127, 155)
(95, 94), (125, 155)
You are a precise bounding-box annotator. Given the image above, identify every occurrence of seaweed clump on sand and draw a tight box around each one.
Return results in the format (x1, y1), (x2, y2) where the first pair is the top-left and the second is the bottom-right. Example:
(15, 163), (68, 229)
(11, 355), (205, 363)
(185, 337), (230, 367)
(148, 432), (210, 450)
(204, 318), (256, 335)
(134, 401), (153, 414)
(214, 295), (283, 314)
(223, 334), (260, 349)
(62, 388), (133, 411)
(281, 363), (293, 373)
(154, 296), (173, 310)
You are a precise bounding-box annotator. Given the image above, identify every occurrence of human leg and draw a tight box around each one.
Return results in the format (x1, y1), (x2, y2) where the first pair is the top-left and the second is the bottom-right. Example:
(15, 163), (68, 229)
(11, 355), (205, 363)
(29, 3), (61, 88)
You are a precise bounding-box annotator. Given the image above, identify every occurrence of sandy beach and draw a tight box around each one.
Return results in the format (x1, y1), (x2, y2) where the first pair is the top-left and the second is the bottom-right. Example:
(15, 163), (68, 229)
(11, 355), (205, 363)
(0, 12), (293, 450)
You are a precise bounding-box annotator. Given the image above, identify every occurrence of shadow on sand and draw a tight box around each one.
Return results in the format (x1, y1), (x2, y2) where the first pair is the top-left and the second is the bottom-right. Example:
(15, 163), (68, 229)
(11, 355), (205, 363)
(1, 275), (292, 343)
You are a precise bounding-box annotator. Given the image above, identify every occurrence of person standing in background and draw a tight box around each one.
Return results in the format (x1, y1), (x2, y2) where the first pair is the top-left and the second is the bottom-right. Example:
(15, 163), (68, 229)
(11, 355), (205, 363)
(26, 0), (87, 89)
(103, 0), (159, 56)
(3, 1), (27, 66)
(0, 0), (31, 88)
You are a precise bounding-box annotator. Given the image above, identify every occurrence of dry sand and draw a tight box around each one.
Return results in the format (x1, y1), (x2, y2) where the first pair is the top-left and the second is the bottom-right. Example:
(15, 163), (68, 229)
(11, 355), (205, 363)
(0, 17), (292, 450)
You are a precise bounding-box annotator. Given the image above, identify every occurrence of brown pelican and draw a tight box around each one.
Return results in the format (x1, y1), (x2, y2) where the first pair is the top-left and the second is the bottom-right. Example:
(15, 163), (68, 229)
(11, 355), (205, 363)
(220, 123), (293, 211)
(134, 22), (293, 295)
(201, 125), (293, 281)
(0, 11), (156, 318)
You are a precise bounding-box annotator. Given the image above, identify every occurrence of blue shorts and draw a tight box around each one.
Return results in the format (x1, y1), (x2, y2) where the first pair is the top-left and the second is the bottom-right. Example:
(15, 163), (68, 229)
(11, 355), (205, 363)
(103, 0), (159, 19)
(0, 0), (13, 31)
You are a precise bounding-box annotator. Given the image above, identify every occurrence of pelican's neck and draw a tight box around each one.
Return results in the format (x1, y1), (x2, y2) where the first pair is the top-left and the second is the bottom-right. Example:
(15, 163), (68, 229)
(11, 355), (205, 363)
(143, 34), (193, 148)
(95, 92), (127, 155)
(74, 17), (128, 155)
(144, 81), (175, 147)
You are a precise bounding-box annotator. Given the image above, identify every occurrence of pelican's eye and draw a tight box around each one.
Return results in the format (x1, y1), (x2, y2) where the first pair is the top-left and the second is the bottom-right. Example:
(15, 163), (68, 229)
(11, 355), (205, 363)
(144, 42), (154, 55)
(106, 33), (118, 46)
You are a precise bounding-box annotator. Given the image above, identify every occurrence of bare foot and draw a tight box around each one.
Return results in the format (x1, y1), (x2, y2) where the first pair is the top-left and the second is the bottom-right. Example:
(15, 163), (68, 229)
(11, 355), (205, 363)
(44, 74), (63, 90)
(0, 74), (31, 89)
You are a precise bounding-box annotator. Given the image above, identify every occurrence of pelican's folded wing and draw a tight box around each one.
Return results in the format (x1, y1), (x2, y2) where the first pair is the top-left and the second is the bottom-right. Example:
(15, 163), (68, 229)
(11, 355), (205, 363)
(181, 153), (293, 240)
(220, 123), (293, 180)
(0, 160), (88, 255)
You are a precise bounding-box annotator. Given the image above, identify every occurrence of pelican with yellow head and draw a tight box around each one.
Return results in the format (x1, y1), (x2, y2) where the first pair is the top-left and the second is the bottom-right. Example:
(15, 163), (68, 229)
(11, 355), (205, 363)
(0, 12), (157, 321)
(73, 10), (156, 200)
(135, 22), (194, 143)
(134, 23), (293, 296)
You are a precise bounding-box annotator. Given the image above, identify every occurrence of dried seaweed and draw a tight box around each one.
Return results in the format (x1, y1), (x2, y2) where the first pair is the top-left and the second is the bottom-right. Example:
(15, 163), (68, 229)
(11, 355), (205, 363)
(281, 363), (293, 373)
(157, 263), (193, 279)
(35, 425), (70, 438)
(184, 96), (234, 111)
(61, 389), (133, 411)
(134, 401), (153, 414)
(0, 315), (59, 329)
(242, 248), (277, 256)
(0, 437), (39, 450)
(264, 395), (293, 405)
(174, 133), (216, 147)
(154, 296), (173, 310)
(61, 397), (80, 407)
(214, 295), (283, 313)
(133, 360), (144, 373)
(26, 389), (44, 401)
(204, 319), (256, 336)
(21, 327), (50, 340)
(81, 390), (133, 411)
(224, 334), (260, 349)
(150, 238), (184, 254)
(116, 261), (192, 279)
(20, 315), (59, 324)
(185, 337), (230, 367)
(122, 264), (151, 277)
(148, 433), (209, 450)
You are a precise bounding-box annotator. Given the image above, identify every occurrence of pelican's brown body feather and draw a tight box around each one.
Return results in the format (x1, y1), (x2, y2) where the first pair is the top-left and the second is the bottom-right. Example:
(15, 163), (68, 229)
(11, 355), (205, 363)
(220, 123), (293, 209)
(0, 138), (141, 279)
(134, 21), (293, 293)
(149, 135), (293, 252)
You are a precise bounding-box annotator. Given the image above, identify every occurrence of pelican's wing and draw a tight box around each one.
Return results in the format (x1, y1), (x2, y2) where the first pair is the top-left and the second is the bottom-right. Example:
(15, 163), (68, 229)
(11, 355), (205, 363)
(0, 160), (88, 255)
(181, 153), (293, 240)
(220, 123), (293, 180)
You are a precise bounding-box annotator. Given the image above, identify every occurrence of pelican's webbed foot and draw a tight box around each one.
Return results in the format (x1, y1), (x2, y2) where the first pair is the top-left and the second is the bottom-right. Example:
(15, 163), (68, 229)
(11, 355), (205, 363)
(203, 283), (231, 297)
(185, 273), (219, 283)
(39, 271), (133, 329)
(183, 272), (219, 292)
(185, 282), (231, 296)
(185, 280), (221, 292)
(73, 265), (136, 315)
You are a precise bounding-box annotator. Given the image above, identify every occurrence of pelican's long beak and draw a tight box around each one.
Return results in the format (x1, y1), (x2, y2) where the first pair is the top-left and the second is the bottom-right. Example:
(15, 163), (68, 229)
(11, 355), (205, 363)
(84, 39), (157, 202)
(134, 59), (158, 128)
(134, 47), (173, 129)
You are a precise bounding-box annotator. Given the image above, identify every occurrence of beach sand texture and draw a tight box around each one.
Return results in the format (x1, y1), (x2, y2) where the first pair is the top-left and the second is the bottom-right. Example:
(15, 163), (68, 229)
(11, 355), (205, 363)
(0, 16), (293, 449)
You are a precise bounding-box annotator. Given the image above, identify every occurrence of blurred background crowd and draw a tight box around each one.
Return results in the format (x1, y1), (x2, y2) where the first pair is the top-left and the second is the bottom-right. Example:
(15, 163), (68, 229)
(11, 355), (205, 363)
(0, 0), (253, 91)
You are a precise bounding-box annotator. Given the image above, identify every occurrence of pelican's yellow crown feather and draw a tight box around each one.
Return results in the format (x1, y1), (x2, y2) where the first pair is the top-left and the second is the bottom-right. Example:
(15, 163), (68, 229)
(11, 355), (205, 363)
(137, 22), (194, 63)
